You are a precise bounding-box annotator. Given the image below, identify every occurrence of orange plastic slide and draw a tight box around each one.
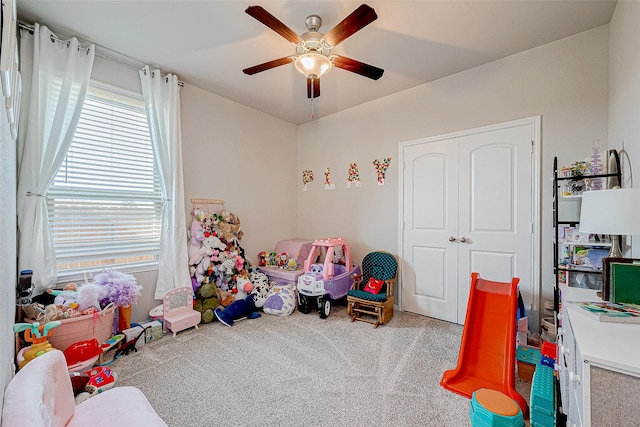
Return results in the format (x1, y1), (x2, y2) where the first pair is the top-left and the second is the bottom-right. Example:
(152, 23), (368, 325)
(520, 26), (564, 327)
(440, 272), (529, 419)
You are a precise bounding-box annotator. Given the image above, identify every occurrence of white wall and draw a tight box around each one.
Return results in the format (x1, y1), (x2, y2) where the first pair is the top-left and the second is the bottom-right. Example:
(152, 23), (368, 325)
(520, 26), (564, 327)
(609, 1), (640, 258)
(297, 26), (610, 325)
(0, 99), (16, 413)
(180, 84), (299, 269)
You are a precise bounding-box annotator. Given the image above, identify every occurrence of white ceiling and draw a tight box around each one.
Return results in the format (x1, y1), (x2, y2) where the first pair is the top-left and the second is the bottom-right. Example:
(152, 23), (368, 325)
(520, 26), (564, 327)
(16, 0), (617, 125)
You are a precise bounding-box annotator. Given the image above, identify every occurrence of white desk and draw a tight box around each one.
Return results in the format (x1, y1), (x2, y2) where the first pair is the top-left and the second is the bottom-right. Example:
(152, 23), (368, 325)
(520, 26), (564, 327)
(558, 285), (640, 426)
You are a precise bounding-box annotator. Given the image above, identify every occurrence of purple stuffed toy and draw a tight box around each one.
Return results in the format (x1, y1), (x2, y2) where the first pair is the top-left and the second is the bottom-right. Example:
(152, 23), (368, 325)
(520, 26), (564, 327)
(214, 294), (261, 326)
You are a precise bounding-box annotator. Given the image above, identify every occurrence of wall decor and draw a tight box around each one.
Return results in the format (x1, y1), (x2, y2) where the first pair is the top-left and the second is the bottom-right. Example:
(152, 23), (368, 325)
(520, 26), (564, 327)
(346, 162), (361, 188)
(324, 167), (335, 190)
(373, 157), (391, 185)
(302, 169), (313, 192)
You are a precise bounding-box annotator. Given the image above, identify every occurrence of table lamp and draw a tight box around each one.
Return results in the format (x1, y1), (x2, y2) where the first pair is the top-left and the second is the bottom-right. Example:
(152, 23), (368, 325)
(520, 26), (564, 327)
(579, 187), (640, 258)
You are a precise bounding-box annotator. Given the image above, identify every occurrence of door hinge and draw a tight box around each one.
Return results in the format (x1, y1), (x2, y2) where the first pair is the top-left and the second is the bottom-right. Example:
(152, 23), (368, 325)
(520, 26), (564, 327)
(531, 140), (534, 154)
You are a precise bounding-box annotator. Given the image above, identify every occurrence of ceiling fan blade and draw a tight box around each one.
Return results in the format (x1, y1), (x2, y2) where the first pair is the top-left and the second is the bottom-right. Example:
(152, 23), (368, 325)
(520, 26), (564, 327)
(323, 4), (378, 47)
(307, 78), (321, 99)
(245, 6), (303, 45)
(332, 55), (384, 80)
(243, 57), (294, 75)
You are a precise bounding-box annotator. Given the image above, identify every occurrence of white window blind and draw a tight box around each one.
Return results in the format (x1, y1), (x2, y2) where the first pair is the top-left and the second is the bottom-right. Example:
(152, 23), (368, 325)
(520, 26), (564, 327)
(48, 81), (162, 275)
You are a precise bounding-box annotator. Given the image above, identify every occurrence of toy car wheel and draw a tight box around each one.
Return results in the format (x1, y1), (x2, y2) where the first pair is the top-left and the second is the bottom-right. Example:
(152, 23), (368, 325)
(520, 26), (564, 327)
(298, 294), (312, 314)
(319, 297), (331, 319)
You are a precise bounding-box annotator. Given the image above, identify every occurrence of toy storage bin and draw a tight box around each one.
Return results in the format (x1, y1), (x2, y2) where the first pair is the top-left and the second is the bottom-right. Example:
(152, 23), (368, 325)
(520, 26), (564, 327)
(274, 238), (315, 266)
(258, 238), (314, 284)
(45, 305), (116, 351)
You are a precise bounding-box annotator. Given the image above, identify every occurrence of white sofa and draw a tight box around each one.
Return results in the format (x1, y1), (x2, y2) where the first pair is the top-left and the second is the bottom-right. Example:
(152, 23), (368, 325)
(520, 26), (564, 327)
(2, 350), (166, 427)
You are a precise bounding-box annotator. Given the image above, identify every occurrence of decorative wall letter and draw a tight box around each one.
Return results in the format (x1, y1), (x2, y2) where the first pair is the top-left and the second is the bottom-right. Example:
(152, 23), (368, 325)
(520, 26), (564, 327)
(324, 167), (335, 190)
(346, 162), (361, 188)
(373, 157), (391, 186)
(302, 169), (313, 192)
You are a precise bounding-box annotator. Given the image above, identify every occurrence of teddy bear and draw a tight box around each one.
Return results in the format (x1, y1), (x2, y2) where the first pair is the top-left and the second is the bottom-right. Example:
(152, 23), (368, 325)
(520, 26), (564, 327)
(215, 287), (234, 307)
(232, 271), (253, 301)
(234, 255), (245, 272)
(194, 282), (221, 323)
(76, 283), (107, 313)
(214, 294), (261, 326)
(263, 282), (297, 316)
(285, 258), (299, 271)
(268, 252), (277, 266)
(189, 217), (205, 246)
(216, 209), (243, 243)
(219, 256), (236, 277)
(249, 271), (272, 309)
(190, 234), (227, 286)
(188, 209), (207, 259)
(228, 212), (244, 240)
(47, 283), (79, 309)
(276, 252), (288, 267)
(258, 251), (267, 267)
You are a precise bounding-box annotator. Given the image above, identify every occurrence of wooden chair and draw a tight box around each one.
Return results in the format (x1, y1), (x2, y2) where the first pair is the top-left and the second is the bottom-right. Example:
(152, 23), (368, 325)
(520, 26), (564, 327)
(346, 251), (398, 328)
(162, 287), (201, 337)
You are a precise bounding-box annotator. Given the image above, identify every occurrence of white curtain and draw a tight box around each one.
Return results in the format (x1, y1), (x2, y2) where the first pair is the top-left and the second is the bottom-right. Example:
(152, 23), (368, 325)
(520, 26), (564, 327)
(139, 65), (190, 300)
(17, 25), (94, 296)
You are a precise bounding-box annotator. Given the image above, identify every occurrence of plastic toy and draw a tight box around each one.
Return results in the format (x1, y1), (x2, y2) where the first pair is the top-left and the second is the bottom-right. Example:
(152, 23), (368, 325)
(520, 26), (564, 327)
(440, 272), (529, 419)
(297, 237), (360, 318)
(64, 339), (101, 373)
(13, 321), (61, 370)
(83, 365), (117, 393)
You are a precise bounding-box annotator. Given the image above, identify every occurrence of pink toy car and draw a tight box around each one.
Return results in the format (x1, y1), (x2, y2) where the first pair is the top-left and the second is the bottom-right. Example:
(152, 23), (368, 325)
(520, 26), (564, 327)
(297, 237), (360, 318)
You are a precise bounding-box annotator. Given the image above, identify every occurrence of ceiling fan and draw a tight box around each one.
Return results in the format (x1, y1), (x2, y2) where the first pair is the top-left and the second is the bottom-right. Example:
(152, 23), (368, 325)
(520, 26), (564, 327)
(243, 4), (384, 100)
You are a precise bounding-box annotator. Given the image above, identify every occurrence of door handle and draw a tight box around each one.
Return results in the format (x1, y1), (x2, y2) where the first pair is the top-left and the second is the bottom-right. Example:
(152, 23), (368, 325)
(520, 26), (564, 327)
(459, 237), (467, 243)
(449, 236), (459, 242)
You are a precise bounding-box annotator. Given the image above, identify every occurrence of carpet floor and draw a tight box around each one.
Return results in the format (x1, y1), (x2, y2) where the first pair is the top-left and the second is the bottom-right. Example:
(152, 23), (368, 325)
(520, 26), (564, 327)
(110, 302), (531, 426)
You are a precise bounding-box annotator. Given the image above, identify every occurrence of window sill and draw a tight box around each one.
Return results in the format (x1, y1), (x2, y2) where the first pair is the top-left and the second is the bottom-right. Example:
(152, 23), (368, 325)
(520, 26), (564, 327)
(56, 262), (159, 285)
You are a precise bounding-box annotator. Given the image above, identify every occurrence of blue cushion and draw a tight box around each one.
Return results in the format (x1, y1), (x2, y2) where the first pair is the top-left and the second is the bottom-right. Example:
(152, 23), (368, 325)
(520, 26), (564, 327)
(347, 289), (387, 302)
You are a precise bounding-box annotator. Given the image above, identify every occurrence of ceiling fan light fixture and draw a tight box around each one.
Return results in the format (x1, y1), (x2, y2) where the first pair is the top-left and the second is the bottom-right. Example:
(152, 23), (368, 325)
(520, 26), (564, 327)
(294, 52), (332, 79)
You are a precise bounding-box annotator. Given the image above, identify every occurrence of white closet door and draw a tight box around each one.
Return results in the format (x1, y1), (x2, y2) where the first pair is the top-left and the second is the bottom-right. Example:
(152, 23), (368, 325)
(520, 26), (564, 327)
(402, 137), (459, 323)
(456, 125), (533, 322)
(401, 119), (535, 324)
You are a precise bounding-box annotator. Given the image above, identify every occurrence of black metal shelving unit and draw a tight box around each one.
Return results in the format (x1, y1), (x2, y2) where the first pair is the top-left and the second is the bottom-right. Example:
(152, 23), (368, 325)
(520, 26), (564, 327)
(552, 149), (621, 426)
(552, 149), (621, 312)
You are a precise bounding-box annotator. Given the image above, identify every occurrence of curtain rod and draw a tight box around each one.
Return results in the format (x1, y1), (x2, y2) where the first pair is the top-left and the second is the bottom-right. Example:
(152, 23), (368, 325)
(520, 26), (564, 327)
(18, 21), (184, 87)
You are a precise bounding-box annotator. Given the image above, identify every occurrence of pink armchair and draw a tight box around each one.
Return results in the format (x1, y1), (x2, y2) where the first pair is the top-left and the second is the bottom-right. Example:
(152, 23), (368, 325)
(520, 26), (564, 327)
(2, 350), (166, 426)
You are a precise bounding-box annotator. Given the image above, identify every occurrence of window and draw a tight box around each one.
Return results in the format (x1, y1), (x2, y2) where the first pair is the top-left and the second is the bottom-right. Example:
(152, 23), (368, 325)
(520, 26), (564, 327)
(47, 81), (162, 277)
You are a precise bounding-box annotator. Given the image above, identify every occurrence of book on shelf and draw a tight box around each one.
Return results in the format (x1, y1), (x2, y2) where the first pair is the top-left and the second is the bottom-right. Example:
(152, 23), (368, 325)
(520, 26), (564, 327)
(569, 301), (640, 323)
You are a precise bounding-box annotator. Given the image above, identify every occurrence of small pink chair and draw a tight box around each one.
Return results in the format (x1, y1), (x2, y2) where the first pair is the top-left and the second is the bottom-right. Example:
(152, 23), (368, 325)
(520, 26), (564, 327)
(162, 287), (201, 337)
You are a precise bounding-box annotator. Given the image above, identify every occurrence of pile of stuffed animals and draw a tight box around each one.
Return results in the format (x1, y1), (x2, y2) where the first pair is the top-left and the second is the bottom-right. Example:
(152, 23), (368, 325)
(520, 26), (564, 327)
(188, 207), (295, 324)
(24, 282), (108, 324)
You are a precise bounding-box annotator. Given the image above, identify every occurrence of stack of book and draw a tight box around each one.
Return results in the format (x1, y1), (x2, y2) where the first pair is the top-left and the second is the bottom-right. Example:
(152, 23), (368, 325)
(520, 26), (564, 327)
(570, 301), (640, 323)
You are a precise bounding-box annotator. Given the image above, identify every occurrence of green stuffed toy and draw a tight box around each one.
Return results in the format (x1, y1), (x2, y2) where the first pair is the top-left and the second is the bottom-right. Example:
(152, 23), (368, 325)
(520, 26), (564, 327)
(194, 282), (220, 323)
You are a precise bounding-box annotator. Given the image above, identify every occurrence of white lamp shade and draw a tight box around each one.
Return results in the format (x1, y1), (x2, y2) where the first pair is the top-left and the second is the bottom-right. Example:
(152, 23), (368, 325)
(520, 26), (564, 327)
(294, 52), (332, 79)
(579, 188), (640, 235)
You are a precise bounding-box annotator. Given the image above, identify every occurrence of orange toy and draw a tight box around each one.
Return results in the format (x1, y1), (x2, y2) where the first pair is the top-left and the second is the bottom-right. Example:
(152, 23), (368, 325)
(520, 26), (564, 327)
(440, 273), (529, 419)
